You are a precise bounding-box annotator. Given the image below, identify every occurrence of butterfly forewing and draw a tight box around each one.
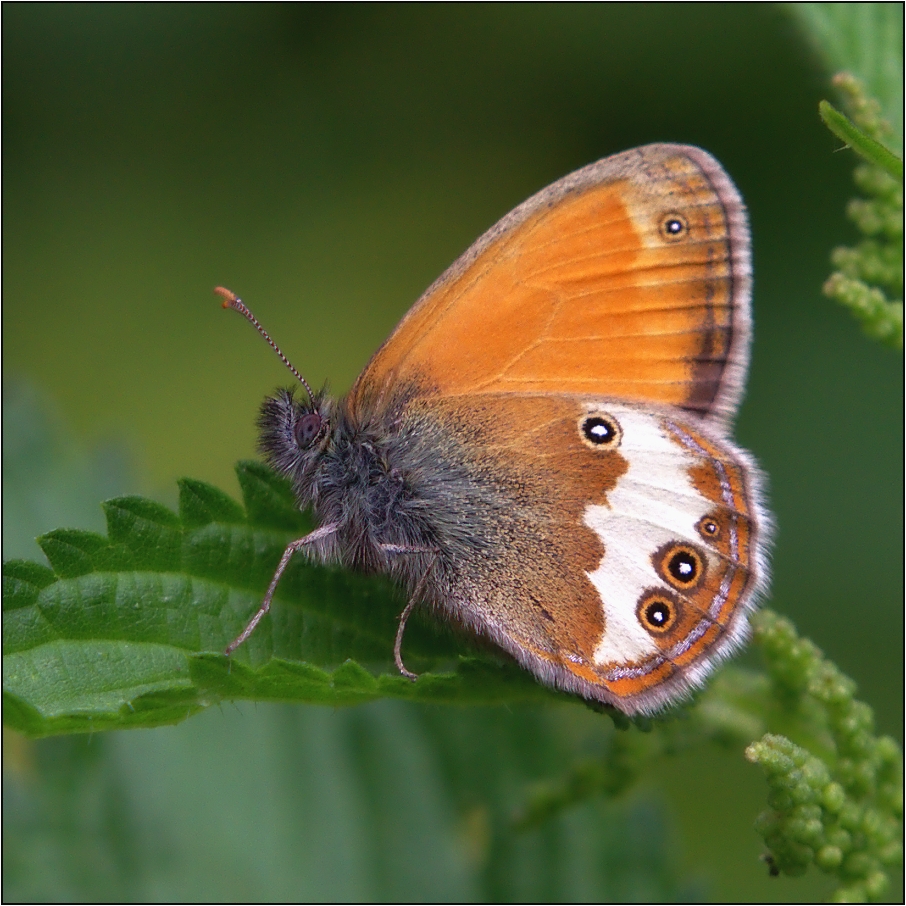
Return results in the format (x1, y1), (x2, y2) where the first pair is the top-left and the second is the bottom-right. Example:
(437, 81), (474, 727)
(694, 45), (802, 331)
(350, 144), (751, 428)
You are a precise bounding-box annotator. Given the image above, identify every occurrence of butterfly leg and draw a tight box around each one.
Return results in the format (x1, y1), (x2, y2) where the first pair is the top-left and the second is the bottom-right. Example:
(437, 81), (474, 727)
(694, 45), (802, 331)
(224, 522), (339, 655)
(380, 544), (438, 681)
(394, 595), (422, 681)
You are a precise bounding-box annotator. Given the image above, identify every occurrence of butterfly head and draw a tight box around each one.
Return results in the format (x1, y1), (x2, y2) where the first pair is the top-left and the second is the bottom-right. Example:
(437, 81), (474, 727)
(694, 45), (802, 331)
(258, 387), (334, 490)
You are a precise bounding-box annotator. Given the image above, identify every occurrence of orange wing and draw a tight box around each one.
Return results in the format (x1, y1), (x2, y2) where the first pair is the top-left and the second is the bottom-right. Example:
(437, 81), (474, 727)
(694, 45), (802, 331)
(349, 144), (751, 426)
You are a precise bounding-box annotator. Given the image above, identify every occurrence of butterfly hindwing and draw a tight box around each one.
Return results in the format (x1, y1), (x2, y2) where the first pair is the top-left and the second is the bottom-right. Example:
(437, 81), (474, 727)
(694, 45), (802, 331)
(398, 392), (766, 713)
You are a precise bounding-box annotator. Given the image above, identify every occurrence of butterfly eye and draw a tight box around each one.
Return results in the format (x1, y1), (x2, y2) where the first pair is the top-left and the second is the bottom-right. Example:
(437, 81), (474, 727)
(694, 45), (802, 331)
(659, 213), (688, 241)
(294, 412), (323, 448)
(654, 543), (704, 590)
(579, 413), (622, 449)
(637, 591), (680, 635)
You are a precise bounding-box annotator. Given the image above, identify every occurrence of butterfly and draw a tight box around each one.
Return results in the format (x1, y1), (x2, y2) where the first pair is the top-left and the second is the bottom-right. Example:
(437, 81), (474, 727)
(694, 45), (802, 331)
(218, 143), (771, 715)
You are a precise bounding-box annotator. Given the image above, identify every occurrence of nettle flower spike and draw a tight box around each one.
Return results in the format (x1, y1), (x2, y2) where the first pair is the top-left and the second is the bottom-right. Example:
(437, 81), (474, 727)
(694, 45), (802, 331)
(821, 73), (903, 349)
(746, 611), (903, 901)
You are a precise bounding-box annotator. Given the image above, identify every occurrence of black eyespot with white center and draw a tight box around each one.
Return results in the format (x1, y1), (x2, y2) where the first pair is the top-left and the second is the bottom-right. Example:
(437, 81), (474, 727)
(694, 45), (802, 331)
(697, 515), (722, 541)
(294, 412), (323, 448)
(579, 412), (622, 450)
(660, 212), (689, 241)
(653, 542), (705, 591)
(637, 590), (681, 635)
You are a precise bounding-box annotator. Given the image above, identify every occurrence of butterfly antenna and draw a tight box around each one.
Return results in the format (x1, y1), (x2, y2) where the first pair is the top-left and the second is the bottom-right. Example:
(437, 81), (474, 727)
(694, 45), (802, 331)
(215, 286), (316, 405)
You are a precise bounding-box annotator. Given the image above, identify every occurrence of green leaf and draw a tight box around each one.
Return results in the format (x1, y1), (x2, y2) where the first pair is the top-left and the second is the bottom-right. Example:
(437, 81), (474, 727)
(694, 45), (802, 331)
(790, 3), (904, 145)
(3, 465), (562, 737)
(3, 559), (57, 605)
(819, 100), (903, 180)
(188, 652), (553, 708)
(177, 478), (246, 528)
(38, 529), (135, 577)
(102, 496), (183, 570)
(236, 459), (311, 531)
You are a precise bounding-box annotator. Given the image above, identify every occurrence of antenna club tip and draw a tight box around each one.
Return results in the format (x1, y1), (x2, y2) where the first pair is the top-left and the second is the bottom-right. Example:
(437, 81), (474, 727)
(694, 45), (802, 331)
(213, 286), (239, 307)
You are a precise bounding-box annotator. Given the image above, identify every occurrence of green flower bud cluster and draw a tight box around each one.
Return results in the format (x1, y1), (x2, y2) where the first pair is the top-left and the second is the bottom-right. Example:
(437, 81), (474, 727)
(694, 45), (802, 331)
(822, 73), (903, 349)
(747, 611), (902, 901)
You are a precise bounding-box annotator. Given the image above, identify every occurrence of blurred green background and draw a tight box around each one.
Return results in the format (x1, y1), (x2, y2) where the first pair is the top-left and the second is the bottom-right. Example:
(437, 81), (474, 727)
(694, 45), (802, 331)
(3, 4), (902, 902)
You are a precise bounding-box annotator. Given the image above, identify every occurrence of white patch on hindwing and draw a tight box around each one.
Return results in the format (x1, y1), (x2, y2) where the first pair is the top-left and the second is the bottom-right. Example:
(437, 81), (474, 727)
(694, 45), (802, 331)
(582, 405), (713, 668)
